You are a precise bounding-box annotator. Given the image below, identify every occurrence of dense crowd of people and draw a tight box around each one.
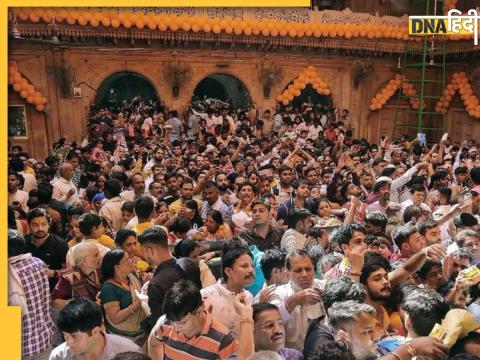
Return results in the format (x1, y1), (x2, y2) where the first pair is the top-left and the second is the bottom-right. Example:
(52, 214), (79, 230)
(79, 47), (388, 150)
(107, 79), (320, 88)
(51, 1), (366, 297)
(7, 95), (480, 360)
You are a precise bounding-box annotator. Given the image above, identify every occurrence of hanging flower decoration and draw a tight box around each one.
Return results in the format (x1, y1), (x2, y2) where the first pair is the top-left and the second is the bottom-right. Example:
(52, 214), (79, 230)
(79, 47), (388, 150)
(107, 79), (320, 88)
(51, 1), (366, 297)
(435, 72), (480, 119)
(8, 66), (48, 112)
(369, 74), (423, 111)
(275, 66), (331, 106)
(13, 7), (430, 43)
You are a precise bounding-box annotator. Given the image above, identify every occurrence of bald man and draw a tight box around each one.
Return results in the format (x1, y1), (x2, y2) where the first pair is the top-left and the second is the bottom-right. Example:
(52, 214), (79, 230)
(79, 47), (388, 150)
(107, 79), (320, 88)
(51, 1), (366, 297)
(52, 162), (79, 205)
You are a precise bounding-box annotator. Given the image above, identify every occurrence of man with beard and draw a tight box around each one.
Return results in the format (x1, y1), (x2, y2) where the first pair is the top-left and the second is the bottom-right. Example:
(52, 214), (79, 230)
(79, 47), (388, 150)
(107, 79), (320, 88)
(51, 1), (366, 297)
(359, 172), (374, 201)
(144, 146), (165, 172)
(249, 303), (303, 359)
(186, 158), (199, 179)
(216, 172), (237, 206)
(366, 180), (400, 217)
(25, 208), (69, 291)
(8, 171), (29, 213)
(273, 165), (295, 203)
(270, 249), (325, 351)
(240, 199), (284, 251)
(169, 178), (201, 215)
(417, 220), (441, 245)
(328, 301), (379, 360)
(158, 172), (180, 206)
(360, 253), (393, 338)
(280, 208), (313, 252)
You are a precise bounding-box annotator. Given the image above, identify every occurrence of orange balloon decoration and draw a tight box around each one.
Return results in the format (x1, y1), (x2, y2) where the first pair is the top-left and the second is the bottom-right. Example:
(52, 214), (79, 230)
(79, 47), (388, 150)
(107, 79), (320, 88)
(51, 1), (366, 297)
(276, 66), (332, 105)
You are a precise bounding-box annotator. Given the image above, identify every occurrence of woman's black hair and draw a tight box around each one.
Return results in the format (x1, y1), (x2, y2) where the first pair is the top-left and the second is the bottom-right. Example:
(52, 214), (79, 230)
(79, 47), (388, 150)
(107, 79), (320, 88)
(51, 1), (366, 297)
(173, 239), (198, 259)
(207, 209), (224, 225)
(115, 229), (137, 248)
(101, 249), (126, 280)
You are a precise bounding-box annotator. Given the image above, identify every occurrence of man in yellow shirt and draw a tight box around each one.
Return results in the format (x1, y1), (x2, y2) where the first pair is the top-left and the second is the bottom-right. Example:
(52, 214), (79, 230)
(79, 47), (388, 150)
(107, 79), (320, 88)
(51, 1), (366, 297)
(169, 178), (202, 216)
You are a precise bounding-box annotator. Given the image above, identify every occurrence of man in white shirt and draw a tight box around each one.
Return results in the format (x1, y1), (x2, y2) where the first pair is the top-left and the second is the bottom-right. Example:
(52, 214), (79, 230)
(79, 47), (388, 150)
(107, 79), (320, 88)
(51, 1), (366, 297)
(201, 241), (254, 337)
(400, 183), (432, 218)
(51, 162), (79, 206)
(120, 173), (146, 203)
(144, 147), (165, 172)
(8, 171), (29, 213)
(270, 249), (325, 351)
(10, 156), (37, 193)
(389, 162), (429, 203)
(308, 119), (323, 140)
(281, 208), (312, 252)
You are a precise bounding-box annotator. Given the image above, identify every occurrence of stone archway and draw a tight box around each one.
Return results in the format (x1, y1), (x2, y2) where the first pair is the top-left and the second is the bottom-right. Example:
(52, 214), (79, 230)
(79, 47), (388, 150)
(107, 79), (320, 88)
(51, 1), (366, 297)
(192, 73), (251, 110)
(95, 71), (160, 109)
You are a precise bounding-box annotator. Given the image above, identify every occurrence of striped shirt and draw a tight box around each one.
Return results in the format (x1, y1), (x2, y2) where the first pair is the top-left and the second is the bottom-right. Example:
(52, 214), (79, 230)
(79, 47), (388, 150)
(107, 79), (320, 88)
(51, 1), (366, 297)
(9, 254), (55, 357)
(155, 312), (238, 359)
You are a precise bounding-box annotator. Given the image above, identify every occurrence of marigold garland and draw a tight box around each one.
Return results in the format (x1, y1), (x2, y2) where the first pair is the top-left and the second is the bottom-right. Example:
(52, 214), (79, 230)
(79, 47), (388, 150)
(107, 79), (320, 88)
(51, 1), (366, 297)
(276, 66), (331, 106)
(435, 72), (480, 119)
(8, 66), (47, 112)
(369, 74), (424, 111)
(14, 7), (427, 42)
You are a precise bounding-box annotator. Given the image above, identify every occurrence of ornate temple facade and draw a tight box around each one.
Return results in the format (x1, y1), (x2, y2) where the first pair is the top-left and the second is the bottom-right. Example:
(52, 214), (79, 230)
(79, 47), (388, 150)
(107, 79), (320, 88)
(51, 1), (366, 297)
(8, 6), (480, 159)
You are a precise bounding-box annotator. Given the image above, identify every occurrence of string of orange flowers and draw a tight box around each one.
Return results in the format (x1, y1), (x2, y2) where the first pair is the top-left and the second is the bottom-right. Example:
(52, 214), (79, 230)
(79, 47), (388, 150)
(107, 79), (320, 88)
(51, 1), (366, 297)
(8, 66), (48, 112)
(435, 72), (480, 119)
(13, 7), (431, 43)
(369, 74), (423, 111)
(276, 66), (331, 106)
